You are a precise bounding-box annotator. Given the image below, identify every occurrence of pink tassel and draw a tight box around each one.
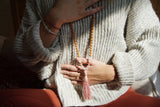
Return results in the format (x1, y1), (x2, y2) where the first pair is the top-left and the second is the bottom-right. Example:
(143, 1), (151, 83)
(83, 71), (91, 100)
(76, 58), (91, 99)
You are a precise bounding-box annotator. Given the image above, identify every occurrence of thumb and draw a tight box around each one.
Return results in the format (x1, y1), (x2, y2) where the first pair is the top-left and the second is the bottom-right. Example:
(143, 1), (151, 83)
(76, 57), (95, 65)
(76, 57), (87, 64)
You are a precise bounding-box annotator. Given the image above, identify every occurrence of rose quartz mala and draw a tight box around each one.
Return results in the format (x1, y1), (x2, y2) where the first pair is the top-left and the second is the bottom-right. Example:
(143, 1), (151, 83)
(70, 15), (95, 100)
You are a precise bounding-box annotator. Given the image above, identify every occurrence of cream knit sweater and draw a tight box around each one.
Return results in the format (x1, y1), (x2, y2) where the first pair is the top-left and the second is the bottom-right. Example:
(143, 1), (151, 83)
(14, 0), (160, 106)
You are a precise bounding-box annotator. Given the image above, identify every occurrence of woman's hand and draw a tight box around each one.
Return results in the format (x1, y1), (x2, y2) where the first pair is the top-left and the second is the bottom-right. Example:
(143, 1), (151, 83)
(61, 58), (116, 86)
(41, 0), (103, 48)
(45, 0), (103, 28)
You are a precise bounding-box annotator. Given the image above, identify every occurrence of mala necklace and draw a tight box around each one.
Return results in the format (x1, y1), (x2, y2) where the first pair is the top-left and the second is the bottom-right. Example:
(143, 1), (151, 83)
(70, 15), (95, 100)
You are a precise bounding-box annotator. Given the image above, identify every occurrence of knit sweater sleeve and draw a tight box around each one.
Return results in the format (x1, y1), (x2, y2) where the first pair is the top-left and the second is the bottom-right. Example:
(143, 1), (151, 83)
(14, 0), (61, 79)
(111, 0), (160, 86)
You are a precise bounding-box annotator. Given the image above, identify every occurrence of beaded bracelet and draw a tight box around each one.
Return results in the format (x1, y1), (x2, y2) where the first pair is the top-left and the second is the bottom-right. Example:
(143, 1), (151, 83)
(42, 20), (57, 35)
(44, 19), (60, 31)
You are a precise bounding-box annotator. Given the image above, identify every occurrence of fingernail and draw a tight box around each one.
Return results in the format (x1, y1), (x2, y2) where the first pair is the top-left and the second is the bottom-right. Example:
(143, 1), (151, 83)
(76, 57), (80, 61)
(63, 75), (67, 78)
(71, 81), (77, 85)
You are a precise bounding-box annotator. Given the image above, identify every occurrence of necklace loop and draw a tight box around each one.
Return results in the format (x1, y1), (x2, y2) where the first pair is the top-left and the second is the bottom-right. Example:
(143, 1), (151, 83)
(70, 15), (95, 59)
(70, 15), (95, 100)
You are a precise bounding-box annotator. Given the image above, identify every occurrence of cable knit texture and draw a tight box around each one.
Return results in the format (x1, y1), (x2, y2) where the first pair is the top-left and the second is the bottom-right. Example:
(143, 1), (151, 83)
(14, 0), (160, 106)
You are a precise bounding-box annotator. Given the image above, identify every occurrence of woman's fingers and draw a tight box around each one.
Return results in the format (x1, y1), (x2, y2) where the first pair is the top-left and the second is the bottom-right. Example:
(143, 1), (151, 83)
(71, 81), (83, 86)
(76, 57), (97, 66)
(76, 65), (86, 71)
(61, 64), (78, 71)
(61, 69), (84, 79)
(61, 70), (81, 77)
(84, 6), (103, 17)
(76, 57), (87, 64)
(46, 0), (103, 28)
(85, 0), (101, 8)
(62, 72), (84, 81)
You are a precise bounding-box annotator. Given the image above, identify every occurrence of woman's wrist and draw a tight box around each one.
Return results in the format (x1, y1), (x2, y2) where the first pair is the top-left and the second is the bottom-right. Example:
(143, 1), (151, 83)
(42, 19), (61, 35)
(105, 64), (116, 82)
(112, 65), (117, 81)
(44, 8), (63, 31)
(44, 19), (60, 31)
(42, 7), (63, 36)
(40, 8), (64, 48)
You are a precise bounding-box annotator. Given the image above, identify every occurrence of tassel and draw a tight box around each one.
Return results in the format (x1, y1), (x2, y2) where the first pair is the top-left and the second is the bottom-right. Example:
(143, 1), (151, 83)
(83, 70), (91, 100)
(76, 58), (91, 99)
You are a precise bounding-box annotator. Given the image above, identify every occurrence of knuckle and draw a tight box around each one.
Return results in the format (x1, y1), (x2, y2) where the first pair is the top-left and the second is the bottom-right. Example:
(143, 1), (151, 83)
(70, 72), (75, 76)
(78, 73), (81, 76)
(67, 72), (70, 75)
(67, 66), (71, 70)
(75, 73), (79, 77)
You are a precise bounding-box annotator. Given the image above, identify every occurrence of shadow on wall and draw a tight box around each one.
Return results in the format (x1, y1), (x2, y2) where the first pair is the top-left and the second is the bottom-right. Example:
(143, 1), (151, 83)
(0, 0), (13, 37)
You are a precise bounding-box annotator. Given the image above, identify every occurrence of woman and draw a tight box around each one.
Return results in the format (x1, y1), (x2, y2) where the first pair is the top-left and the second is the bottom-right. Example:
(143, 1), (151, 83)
(12, 0), (160, 106)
